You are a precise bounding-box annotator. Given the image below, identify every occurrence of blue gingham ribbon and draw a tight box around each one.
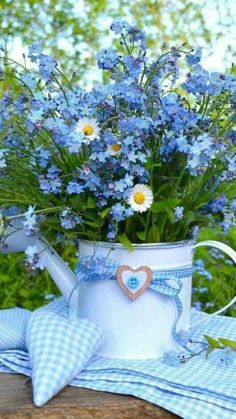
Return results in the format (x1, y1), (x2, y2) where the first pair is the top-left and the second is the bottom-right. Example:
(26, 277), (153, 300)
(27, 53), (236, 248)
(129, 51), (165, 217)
(74, 256), (193, 348)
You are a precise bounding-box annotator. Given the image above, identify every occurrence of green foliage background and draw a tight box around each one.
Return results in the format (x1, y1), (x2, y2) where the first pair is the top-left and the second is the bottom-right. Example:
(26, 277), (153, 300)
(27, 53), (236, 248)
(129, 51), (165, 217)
(0, 0), (235, 314)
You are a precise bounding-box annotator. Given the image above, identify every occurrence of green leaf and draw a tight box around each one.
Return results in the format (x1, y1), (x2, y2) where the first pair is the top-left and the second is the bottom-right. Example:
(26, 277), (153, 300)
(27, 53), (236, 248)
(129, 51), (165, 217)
(100, 207), (111, 219)
(87, 196), (96, 208)
(69, 196), (83, 209)
(83, 220), (101, 228)
(147, 225), (160, 242)
(136, 231), (146, 241)
(152, 198), (180, 213)
(183, 210), (195, 227)
(166, 209), (175, 223)
(118, 233), (133, 251)
(218, 338), (236, 349)
(204, 335), (220, 349)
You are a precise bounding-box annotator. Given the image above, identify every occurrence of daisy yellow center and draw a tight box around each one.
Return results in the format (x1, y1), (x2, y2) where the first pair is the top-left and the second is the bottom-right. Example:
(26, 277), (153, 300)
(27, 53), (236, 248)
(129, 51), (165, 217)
(111, 144), (121, 152)
(134, 192), (145, 204)
(83, 124), (94, 136)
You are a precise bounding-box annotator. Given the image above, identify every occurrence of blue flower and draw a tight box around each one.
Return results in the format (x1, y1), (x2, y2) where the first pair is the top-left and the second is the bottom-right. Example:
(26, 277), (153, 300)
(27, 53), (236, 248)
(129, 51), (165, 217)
(38, 54), (57, 81)
(60, 208), (82, 230)
(194, 259), (212, 280)
(67, 181), (84, 195)
(36, 147), (51, 168)
(123, 55), (143, 78)
(2, 206), (19, 216)
(221, 210), (235, 233)
(118, 116), (151, 133)
(226, 154), (236, 173)
(187, 134), (215, 175)
(175, 135), (189, 153)
(205, 302), (214, 308)
(110, 204), (127, 222)
(227, 130), (236, 145)
(65, 132), (83, 154)
(0, 149), (8, 169)
(39, 176), (62, 194)
(208, 195), (227, 213)
(110, 21), (146, 49)
(186, 48), (202, 66)
(97, 49), (119, 70)
(193, 301), (202, 310)
(21, 73), (38, 89)
(199, 287), (208, 293)
(163, 350), (181, 367)
(39, 165), (62, 195)
(174, 206), (184, 221)
(191, 225), (199, 240)
(231, 199), (236, 211)
(106, 223), (117, 241)
(23, 205), (37, 236)
(1, 19), (235, 245)
(219, 350), (234, 367)
(25, 245), (44, 271)
(110, 20), (130, 35)
(28, 42), (43, 62)
(114, 179), (127, 193)
(210, 348), (235, 367)
(182, 65), (232, 97)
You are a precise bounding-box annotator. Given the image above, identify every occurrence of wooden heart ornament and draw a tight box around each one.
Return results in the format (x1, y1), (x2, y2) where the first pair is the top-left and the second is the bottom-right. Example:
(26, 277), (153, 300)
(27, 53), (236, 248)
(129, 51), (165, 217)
(116, 265), (153, 301)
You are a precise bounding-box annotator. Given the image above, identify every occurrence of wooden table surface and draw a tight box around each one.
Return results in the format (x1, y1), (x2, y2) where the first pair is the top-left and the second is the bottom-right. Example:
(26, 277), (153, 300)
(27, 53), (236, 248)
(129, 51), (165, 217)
(0, 374), (179, 418)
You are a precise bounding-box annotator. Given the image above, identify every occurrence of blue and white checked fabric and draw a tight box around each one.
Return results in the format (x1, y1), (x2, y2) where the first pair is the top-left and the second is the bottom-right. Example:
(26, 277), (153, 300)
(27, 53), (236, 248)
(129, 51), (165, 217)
(0, 307), (30, 350)
(76, 256), (193, 281)
(26, 304), (103, 406)
(0, 298), (236, 419)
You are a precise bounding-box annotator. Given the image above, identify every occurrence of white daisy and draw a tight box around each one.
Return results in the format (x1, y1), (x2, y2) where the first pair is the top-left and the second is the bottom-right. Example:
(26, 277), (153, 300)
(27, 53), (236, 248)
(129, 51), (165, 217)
(107, 143), (122, 156)
(75, 117), (100, 143)
(127, 184), (153, 213)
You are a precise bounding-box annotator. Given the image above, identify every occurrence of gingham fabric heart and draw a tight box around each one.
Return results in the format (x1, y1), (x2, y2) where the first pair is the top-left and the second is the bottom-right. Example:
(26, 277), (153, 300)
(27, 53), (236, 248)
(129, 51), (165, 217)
(0, 308), (31, 350)
(27, 308), (103, 406)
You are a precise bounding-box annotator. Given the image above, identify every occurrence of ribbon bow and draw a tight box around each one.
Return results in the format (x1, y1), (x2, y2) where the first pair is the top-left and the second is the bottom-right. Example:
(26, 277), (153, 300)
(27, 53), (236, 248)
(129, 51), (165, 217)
(74, 256), (193, 349)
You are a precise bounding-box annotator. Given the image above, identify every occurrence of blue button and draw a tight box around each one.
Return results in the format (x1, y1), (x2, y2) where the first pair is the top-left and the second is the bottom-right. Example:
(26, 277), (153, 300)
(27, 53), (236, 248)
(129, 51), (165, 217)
(127, 276), (139, 290)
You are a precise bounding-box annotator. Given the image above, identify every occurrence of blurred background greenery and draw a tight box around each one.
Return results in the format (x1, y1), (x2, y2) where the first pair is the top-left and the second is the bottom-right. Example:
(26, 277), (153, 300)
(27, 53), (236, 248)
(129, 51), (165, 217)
(0, 0), (235, 314)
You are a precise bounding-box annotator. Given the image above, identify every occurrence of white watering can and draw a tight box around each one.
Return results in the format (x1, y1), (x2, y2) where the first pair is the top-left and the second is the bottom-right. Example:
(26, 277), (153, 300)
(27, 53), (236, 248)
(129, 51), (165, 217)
(1, 219), (236, 359)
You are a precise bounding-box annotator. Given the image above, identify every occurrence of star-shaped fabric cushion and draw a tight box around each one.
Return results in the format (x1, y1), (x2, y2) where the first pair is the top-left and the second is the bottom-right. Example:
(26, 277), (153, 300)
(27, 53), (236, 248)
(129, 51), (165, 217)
(0, 308), (31, 350)
(27, 305), (103, 407)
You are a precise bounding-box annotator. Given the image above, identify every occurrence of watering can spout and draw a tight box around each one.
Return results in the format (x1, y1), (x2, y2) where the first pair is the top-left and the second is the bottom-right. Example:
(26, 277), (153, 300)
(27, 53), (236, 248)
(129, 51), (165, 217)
(0, 219), (37, 254)
(36, 238), (80, 317)
(0, 220), (80, 318)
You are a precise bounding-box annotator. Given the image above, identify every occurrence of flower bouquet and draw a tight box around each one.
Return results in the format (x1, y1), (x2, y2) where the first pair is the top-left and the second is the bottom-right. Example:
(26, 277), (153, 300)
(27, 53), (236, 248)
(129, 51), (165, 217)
(0, 21), (235, 358)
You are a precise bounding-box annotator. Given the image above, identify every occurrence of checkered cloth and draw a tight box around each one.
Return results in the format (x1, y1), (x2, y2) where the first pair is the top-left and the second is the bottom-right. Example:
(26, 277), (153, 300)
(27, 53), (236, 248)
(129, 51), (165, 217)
(0, 307), (30, 350)
(0, 298), (236, 419)
(27, 303), (103, 406)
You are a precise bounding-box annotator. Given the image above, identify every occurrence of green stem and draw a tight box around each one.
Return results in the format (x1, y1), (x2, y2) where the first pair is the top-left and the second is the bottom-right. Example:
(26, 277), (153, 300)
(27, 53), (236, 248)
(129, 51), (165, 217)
(200, 95), (210, 123)
(6, 206), (64, 220)
(0, 56), (29, 72)
(100, 115), (118, 130)
(144, 209), (151, 240)
(121, 34), (132, 54)
(52, 75), (69, 105)
(159, 213), (167, 240)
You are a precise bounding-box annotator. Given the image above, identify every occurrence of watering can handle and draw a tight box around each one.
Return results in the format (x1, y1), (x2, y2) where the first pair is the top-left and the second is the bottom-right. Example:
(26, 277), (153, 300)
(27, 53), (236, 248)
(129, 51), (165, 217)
(190, 240), (236, 329)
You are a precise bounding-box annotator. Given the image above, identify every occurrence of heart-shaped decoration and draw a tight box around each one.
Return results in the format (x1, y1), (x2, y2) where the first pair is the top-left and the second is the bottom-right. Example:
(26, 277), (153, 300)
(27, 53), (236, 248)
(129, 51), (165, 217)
(27, 307), (103, 406)
(116, 265), (152, 301)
